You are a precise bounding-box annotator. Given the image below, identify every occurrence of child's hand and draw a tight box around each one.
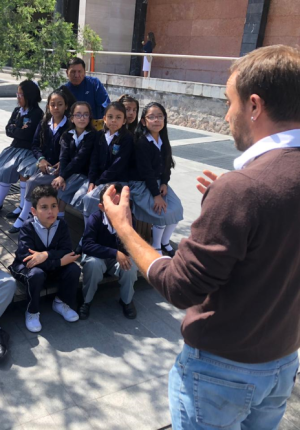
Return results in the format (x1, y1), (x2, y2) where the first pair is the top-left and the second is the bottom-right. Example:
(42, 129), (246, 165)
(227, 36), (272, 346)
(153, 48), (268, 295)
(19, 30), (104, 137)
(153, 195), (167, 214)
(52, 162), (60, 176)
(160, 184), (168, 197)
(52, 176), (66, 190)
(39, 159), (51, 174)
(61, 252), (80, 266)
(116, 251), (132, 271)
(23, 249), (48, 268)
(87, 183), (95, 193)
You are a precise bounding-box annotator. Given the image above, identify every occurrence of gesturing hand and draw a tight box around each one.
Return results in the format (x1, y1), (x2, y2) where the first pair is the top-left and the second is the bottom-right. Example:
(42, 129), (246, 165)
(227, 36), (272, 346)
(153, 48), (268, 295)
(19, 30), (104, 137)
(196, 170), (220, 194)
(103, 185), (133, 231)
(23, 249), (48, 268)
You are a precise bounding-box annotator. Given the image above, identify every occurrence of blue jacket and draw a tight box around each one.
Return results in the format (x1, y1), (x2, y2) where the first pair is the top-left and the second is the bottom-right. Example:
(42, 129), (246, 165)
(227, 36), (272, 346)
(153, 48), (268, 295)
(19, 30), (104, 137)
(88, 130), (134, 185)
(32, 120), (69, 166)
(59, 130), (97, 180)
(82, 210), (130, 260)
(10, 217), (73, 273)
(65, 76), (110, 119)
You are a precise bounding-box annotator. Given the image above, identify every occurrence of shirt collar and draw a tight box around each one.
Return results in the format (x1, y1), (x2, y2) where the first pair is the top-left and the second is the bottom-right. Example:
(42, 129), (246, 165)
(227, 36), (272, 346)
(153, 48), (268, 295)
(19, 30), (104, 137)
(102, 212), (116, 234)
(33, 216), (59, 230)
(19, 107), (29, 116)
(234, 129), (300, 170)
(105, 131), (119, 146)
(68, 129), (90, 147)
(48, 116), (67, 135)
(145, 133), (163, 151)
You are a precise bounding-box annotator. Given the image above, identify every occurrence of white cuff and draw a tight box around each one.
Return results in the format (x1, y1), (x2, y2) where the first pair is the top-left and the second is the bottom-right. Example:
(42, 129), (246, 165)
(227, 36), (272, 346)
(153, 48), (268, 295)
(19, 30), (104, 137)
(147, 256), (172, 278)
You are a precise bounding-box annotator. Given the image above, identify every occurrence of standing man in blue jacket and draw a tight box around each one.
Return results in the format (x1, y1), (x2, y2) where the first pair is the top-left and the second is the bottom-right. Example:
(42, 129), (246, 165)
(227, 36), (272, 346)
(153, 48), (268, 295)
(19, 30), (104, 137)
(65, 57), (110, 129)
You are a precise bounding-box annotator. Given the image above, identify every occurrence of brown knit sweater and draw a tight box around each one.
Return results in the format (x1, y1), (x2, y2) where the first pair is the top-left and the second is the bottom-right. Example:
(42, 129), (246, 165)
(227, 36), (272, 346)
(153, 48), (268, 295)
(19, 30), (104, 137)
(149, 148), (300, 363)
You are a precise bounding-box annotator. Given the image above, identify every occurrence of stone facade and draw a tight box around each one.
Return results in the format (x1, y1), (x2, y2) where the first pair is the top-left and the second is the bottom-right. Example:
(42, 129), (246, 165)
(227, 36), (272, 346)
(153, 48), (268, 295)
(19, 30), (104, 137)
(86, 72), (230, 135)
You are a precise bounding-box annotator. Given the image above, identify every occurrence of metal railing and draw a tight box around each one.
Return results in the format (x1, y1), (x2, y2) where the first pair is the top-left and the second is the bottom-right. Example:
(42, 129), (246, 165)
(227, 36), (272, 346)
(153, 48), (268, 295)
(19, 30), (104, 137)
(45, 49), (239, 81)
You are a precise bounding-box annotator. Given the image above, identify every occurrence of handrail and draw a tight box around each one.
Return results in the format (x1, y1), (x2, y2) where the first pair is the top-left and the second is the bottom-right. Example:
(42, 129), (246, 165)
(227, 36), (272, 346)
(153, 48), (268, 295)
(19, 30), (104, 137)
(44, 49), (239, 79)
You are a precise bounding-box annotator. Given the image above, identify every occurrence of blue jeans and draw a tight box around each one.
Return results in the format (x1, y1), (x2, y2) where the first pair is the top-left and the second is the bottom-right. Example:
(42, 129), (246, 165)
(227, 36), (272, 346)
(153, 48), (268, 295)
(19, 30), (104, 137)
(169, 344), (299, 430)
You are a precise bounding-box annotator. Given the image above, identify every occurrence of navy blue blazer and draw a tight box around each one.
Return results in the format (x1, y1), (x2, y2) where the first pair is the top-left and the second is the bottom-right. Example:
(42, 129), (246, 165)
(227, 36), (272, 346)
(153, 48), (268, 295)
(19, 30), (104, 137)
(59, 130), (97, 180)
(82, 210), (129, 260)
(132, 135), (171, 197)
(10, 218), (73, 273)
(6, 106), (44, 150)
(88, 130), (134, 185)
(32, 120), (69, 166)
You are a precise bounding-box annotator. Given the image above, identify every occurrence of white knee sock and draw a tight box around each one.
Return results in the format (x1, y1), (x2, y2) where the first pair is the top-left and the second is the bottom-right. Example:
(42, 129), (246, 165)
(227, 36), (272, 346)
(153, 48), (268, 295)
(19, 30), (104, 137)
(161, 223), (177, 251)
(0, 182), (11, 206)
(152, 225), (166, 250)
(13, 199), (32, 228)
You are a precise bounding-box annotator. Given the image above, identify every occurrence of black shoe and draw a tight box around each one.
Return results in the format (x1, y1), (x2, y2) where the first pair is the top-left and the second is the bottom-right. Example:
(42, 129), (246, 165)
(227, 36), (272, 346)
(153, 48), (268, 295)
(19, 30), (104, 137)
(161, 243), (175, 258)
(79, 302), (90, 320)
(8, 226), (20, 234)
(119, 299), (137, 319)
(6, 207), (22, 219)
(0, 329), (9, 360)
(75, 244), (83, 255)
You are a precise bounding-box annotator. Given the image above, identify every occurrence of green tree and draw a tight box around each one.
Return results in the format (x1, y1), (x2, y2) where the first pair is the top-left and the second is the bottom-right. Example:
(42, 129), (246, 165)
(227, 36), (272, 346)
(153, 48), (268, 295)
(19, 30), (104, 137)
(0, 0), (102, 89)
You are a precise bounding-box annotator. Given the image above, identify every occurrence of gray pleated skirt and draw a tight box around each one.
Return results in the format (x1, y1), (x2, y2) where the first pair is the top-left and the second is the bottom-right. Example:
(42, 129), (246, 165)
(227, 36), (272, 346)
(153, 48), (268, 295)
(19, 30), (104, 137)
(58, 174), (88, 205)
(25, 170), (55, 201)
(0, 147), (37, 183)
(129, 180), (183, 226)
(81, 182), (128, 217)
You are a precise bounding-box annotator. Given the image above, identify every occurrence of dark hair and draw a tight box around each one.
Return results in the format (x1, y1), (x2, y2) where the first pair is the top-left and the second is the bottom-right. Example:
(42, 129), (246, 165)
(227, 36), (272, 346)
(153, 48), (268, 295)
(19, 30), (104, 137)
(148, 32), (156, 50)
(19, 80), (41, 109)
(230, 45), (300, 123)
(31, 185), (58, 208)
(118, 94), (139, 133)
(39, 89), (69, 148)
(135, 102), (175, 170)
(99, 183), (123, 204)
(66, 57), (85, 70)
(58, 85), (77, 117)
(103, 102), (128, 144)
(69, 101), (95, 132)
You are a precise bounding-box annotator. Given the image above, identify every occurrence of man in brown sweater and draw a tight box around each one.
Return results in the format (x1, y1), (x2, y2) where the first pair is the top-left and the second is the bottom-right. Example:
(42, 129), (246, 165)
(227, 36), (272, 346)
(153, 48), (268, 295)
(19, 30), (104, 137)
(103, 45), (300, 430)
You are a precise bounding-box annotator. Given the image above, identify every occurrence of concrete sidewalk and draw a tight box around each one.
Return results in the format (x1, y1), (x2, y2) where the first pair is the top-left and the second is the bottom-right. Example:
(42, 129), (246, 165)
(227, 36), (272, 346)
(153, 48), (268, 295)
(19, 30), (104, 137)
(0, 92), (299, 430)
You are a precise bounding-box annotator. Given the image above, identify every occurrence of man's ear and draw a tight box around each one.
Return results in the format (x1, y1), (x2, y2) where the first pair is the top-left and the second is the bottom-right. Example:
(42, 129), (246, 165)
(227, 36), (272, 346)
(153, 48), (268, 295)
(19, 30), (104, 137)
(31, 207), (37, 217)
(98, 203), (105, 213)
(250, 94), (264, 121)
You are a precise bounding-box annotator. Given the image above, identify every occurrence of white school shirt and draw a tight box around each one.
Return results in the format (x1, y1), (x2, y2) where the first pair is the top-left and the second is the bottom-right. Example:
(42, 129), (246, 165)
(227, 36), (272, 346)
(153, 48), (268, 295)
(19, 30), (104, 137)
(48, 116), (67, 135)
(68, 129), (90, 147)
(145, 133), (163, 151)
(105, 131), (119, 146)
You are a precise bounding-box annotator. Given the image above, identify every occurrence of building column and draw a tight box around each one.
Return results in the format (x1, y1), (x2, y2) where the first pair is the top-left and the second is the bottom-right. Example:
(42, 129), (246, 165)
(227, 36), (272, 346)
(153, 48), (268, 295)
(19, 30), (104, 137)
(129, 0), (148, 76)
(240, 0), (271, 56)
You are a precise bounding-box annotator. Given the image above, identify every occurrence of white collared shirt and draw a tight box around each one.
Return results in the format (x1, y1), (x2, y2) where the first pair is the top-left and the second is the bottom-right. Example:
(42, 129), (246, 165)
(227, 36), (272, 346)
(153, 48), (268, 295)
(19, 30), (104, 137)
(234, 129), (300, 170)
(19, 107), (29, 117)
(48, 116), (67, 135)
(68, 129), (90, 147)
(102, 212), (116, 234)
(105, 131), (119, 146)
(145, 133), (163, 151)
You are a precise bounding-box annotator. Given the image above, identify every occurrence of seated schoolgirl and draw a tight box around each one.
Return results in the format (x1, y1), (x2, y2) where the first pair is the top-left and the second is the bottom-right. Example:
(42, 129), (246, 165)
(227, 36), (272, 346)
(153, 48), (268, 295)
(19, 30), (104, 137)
(71, 101), (134, 221)
(129, 102), (183, 257)
(117, 94), (139, 134)
(9, 89), (70, 233)
(0, 80), (43, 218)
(51, 102), (97, 219)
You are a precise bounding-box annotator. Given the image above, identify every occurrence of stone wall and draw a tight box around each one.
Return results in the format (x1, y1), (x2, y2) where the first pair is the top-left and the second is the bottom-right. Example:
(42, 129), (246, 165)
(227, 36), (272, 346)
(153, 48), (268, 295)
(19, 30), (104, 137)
(89, 72), (230, 135)
(263, 0), (300, 46)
